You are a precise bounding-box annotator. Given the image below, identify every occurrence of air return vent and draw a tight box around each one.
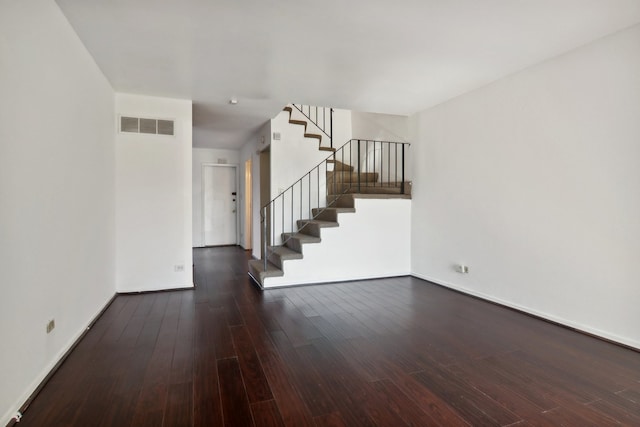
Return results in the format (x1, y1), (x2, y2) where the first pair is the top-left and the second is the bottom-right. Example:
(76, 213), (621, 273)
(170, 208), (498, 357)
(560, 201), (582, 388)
(120, 116), (175, 136)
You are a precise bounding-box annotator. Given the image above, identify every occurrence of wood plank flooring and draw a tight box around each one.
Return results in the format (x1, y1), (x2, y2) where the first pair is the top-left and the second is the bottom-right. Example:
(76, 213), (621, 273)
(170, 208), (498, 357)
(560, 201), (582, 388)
(16, 246), (640, 426)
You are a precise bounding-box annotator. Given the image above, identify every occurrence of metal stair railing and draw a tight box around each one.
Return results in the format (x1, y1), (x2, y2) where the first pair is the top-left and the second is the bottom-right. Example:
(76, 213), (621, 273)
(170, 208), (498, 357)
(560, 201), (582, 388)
(291, 104), (334, 148)
(260, 139), (410, 271)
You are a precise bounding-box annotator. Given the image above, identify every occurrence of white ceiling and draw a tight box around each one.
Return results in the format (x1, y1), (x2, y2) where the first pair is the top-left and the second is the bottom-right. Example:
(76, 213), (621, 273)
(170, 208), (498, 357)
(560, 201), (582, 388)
(56, 0), (640, 150)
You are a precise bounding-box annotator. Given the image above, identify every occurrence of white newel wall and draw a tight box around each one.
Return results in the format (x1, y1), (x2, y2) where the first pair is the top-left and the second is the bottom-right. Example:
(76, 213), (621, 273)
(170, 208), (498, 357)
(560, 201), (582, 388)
(264, 198), (411, 287)
(192, 148), (240, 247)
(410, 24), (640, 349)
(115, 94), (193, 292)
(0, 1), (116, 425)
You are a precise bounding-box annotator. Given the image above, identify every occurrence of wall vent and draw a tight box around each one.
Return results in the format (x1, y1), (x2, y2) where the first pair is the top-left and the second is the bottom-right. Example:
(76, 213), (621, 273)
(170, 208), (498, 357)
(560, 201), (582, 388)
(272, 132), (281, 141)
(120, 116), (175, 136)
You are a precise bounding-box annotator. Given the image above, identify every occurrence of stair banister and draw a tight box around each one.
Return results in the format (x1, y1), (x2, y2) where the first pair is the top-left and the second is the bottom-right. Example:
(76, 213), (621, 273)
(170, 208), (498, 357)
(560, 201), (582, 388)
(258, 139), (410, 274)
(292, 104), (333, 148)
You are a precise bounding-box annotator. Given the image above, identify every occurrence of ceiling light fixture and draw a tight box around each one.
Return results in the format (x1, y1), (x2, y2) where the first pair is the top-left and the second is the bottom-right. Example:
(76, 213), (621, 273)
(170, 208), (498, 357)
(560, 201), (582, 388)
(229, 98), (238, 105)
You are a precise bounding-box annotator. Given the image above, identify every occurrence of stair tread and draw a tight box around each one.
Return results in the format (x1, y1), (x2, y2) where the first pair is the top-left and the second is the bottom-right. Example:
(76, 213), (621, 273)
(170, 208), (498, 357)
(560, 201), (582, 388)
(313, 207), (356, 214)
(289, 119), (307, 126)
(267, 246), (303, 258)
(319, 146), (336, 152)
(248, 259), (284, 278)
(304, 133), (322, 140)
(346, 193), (412, 199)
(298, 219), (339, 227)
(282, 233), (321, 243)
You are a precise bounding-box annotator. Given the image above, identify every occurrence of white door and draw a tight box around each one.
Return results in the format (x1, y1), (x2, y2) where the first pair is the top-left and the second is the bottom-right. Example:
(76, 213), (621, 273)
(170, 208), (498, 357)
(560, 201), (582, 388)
(203, 165), (237, 246)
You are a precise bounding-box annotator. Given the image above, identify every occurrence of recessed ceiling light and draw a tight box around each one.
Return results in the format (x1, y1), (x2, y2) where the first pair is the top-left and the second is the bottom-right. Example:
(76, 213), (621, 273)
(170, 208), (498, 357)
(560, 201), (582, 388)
(229, 98), (238, 105)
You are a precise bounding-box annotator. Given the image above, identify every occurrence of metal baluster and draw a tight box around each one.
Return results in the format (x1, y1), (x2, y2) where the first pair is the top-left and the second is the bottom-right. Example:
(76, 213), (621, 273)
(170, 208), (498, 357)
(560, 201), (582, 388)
(395, 143), (398, 185)
(401, 144), (405, 194)
(262, 206), (267, 270)
(330, 108), (333, 148)
(357, 140), (361, 193)
(373, 140), (376, 188)
(388, 143), (391, 188)
(308, 172), (310, 221)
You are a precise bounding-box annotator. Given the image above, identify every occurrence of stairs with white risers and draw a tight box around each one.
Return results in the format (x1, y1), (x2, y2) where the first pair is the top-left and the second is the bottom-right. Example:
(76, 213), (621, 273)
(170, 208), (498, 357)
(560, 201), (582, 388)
(248, 104), (411, 288)
(248, 194), (411, 288)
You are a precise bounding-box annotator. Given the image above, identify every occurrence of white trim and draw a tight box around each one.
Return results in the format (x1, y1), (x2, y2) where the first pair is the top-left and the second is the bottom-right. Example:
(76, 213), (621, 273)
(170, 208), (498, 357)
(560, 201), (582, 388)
(201, 163), (240, 246)
(411, 272), (640, 351)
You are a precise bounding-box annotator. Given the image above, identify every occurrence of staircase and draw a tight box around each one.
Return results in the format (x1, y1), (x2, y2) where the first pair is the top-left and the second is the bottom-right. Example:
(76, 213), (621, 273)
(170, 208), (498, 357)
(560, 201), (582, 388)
(248, 105), (411, 288)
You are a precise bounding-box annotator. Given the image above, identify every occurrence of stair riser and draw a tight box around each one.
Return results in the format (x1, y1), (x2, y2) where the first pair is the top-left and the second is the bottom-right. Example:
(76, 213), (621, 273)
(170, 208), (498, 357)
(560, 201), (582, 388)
(327, 194), (355, 208)
(284, 238), (303, 253)
(312, 209), (337, 222)
(327, 172), (379, 183)
(295, 222), (322, 237)
(333, 184), (412, 195)
(267, 252), (284, 270)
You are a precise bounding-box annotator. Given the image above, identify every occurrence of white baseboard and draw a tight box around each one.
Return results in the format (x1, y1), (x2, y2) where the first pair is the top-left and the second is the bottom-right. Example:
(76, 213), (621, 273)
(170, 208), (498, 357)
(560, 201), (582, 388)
(2, 294), (117, 427)
(411, 272), (640, 351)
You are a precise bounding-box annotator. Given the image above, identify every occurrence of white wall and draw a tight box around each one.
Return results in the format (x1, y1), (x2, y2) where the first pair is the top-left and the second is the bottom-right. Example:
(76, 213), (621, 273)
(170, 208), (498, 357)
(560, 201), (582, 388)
(410, 24), (640, 349)
(331, 108), (353, 148)
(192, 148), (240, 247)
(115, 94), (193, 292)
(264, 198), (411, 287)
(351, 111), (409, 142)
(270, 109), (337, 197)
(0, 1), (115, 424)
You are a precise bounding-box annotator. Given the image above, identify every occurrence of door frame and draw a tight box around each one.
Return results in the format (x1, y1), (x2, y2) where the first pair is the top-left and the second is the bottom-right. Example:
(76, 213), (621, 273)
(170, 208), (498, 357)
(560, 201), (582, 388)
(244, 158), (252, 250)
(201, 163), (240, 246)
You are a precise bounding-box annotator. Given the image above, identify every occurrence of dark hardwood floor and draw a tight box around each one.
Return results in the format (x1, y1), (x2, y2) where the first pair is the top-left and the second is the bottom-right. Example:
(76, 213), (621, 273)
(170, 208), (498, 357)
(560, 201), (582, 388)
(16, 246), (640, 426)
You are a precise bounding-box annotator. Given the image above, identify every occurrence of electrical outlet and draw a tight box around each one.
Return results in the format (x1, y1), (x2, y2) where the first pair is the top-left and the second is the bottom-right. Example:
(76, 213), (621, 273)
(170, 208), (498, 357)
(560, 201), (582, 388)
(174, 265), (185, 272)
(455, 264), (469, 274)
(46, 319), (55, 334)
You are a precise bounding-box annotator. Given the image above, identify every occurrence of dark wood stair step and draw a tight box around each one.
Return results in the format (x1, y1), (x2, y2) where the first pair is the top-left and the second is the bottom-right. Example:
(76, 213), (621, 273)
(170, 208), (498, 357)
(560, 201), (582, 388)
(288, 119), (307, 127)
(304, 133), (322, 141)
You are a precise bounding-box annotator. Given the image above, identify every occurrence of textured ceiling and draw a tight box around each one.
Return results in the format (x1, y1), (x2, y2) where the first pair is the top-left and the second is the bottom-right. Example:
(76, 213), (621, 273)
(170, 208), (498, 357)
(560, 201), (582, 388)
(56, 0), (640, 149)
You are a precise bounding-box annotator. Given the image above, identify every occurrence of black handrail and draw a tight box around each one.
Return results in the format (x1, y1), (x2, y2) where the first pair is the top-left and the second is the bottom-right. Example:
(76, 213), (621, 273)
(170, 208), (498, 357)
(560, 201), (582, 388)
(260, 139), (410, 271)
(292, 104), (334, 148)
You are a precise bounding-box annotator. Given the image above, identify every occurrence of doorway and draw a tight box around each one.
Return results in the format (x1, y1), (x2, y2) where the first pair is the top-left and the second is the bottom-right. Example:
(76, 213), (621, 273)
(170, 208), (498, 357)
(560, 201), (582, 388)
(244, 158), (252, 250)
(202, 164), (238, 246)
(259, 149), (270, 258)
